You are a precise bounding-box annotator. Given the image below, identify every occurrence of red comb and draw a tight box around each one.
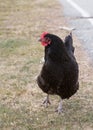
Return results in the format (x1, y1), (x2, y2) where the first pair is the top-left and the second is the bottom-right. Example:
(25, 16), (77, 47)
(41, 32), (48, 39)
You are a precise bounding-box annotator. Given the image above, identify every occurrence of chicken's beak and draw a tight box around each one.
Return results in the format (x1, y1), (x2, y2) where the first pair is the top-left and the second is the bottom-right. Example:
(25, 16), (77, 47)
(38, 38), (42, 42)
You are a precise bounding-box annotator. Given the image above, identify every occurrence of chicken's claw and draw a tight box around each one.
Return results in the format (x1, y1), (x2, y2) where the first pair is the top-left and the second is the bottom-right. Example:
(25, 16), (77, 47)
(42, 95), (51, 107)
(55, 100), (63, 114)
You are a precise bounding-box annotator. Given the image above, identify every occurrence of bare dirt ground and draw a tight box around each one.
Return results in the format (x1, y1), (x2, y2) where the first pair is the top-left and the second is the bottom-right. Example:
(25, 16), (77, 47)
(0, 0), (93, 130)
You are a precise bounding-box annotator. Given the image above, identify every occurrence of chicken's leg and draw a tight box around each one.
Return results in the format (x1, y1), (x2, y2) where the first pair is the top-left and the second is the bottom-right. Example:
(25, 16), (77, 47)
(56, 99), (63, 114)
(43, 94), (51, 107)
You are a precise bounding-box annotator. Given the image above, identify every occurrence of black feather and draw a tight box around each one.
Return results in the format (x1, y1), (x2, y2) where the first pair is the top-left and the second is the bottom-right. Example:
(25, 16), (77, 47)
(64, 33), (75, 54)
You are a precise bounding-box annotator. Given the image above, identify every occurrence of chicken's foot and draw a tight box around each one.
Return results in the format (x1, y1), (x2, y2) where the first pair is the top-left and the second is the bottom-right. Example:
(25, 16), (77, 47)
(56, 100), (63, 114)
(43, 94), (51, 107)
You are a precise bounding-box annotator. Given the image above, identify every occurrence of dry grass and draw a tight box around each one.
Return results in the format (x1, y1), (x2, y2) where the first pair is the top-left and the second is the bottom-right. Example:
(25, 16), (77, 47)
(0, 0), (93, 130)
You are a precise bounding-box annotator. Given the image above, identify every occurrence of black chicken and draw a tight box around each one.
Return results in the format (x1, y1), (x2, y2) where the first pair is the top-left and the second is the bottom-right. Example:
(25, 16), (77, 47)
(37, 32), (79, 113)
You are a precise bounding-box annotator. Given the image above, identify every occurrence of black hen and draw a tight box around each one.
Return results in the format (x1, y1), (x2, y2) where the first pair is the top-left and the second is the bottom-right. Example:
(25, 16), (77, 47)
(37, 32), (79, 113)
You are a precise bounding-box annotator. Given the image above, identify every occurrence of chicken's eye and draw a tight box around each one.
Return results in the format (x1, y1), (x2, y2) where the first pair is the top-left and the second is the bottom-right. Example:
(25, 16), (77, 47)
(44, 37), (51, 44)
